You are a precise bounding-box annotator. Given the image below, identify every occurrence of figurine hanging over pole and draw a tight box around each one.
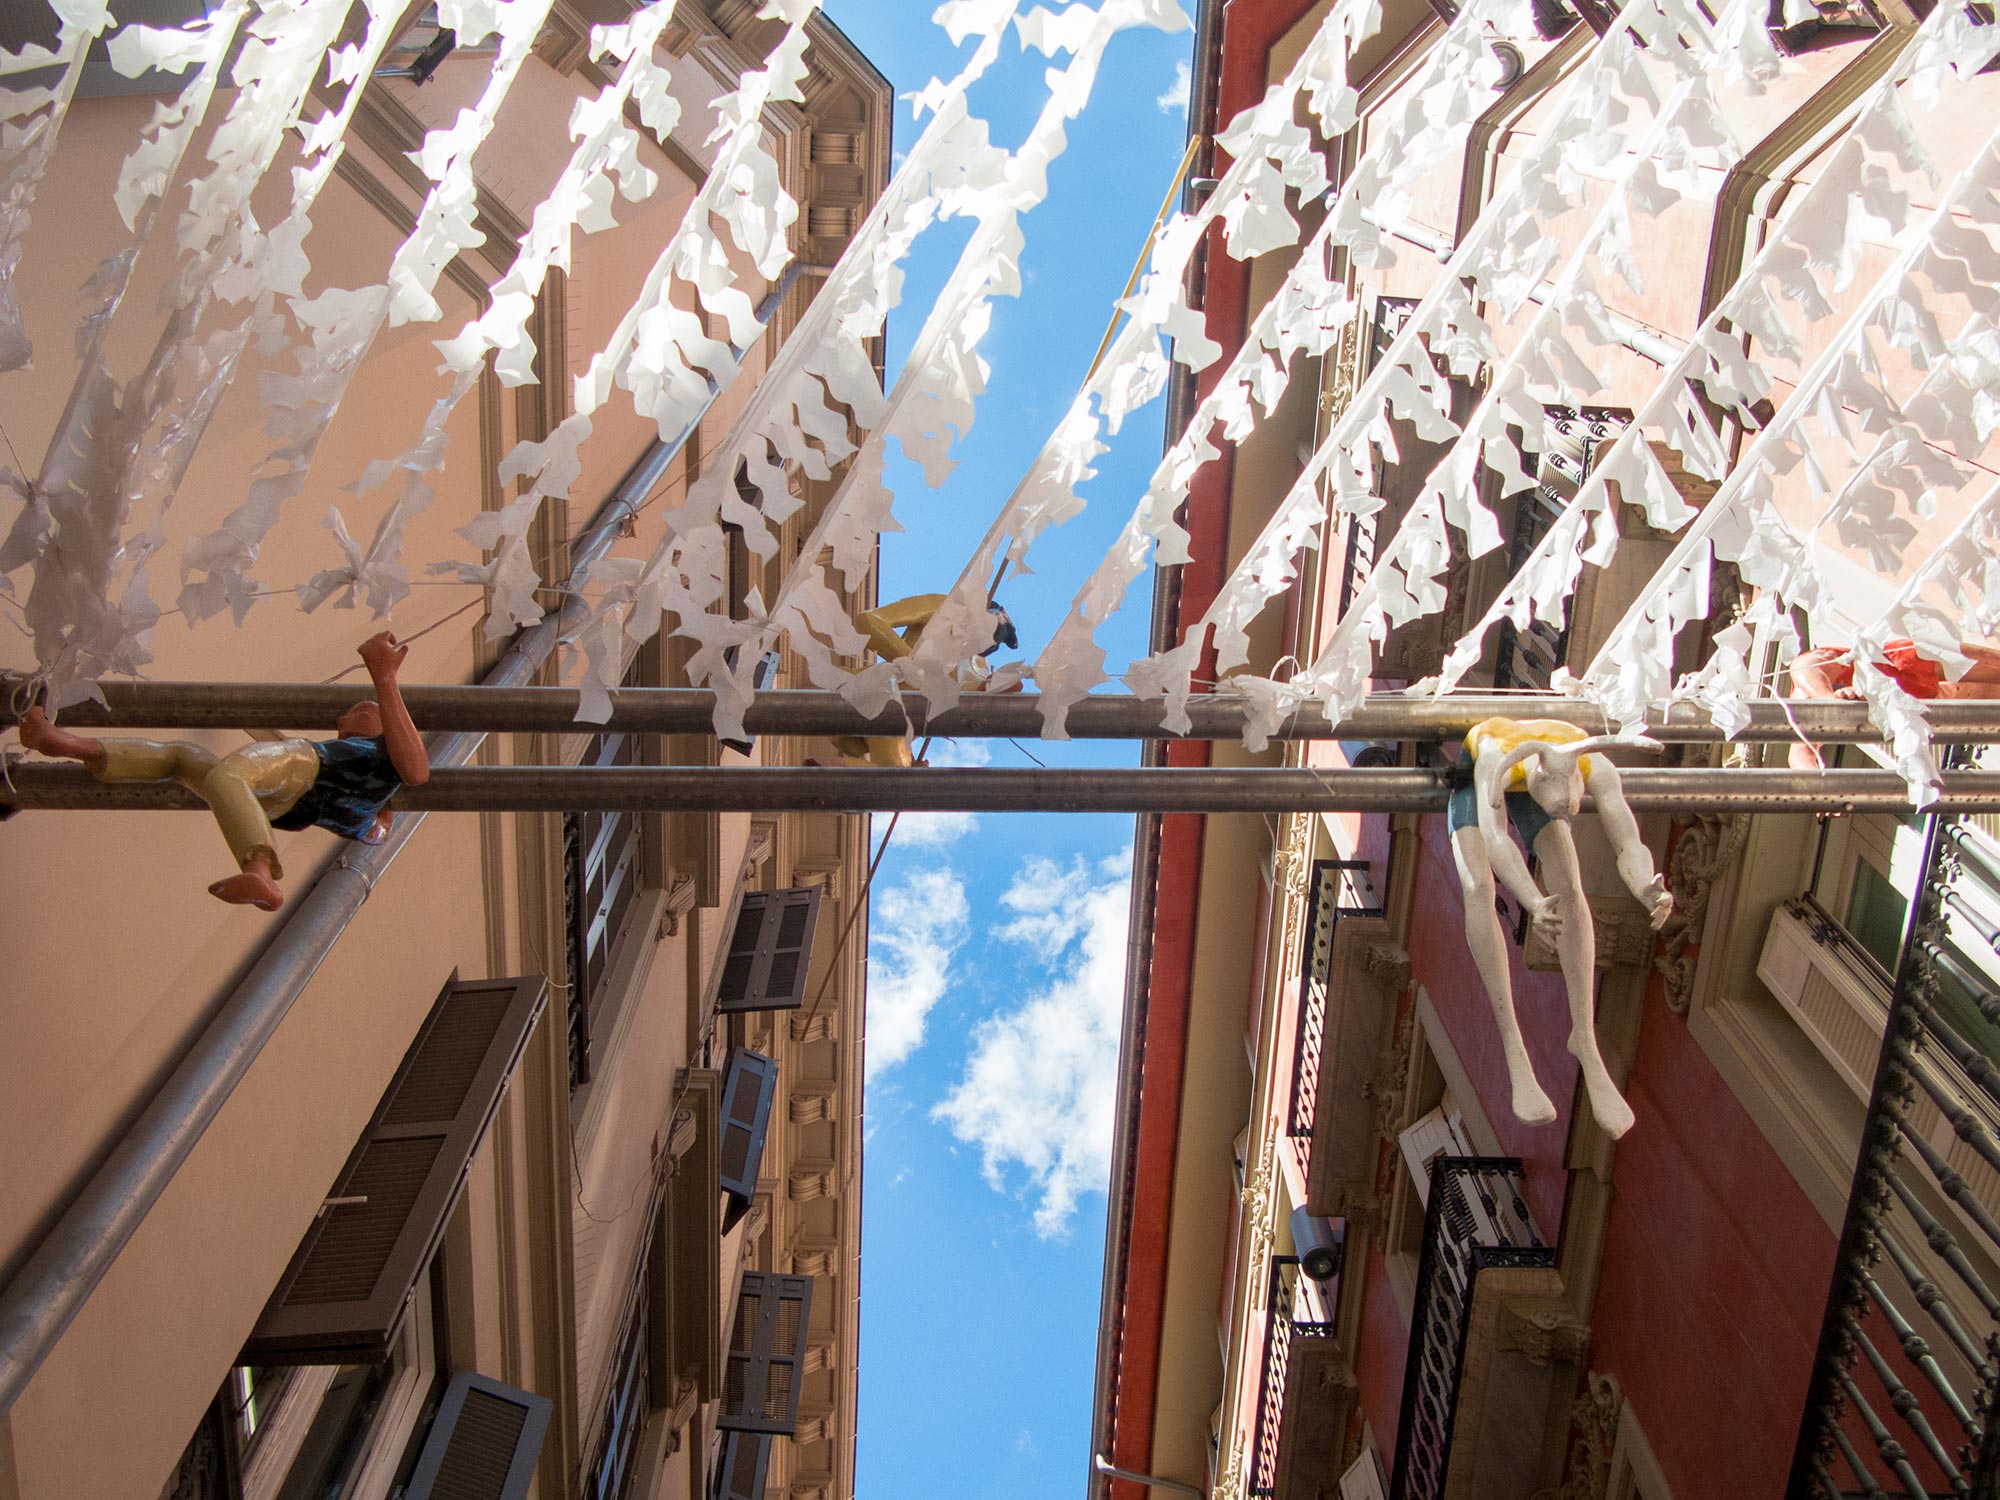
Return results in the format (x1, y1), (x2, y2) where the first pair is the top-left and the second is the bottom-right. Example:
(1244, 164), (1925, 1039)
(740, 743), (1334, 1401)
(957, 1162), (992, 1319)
(1447, 717), (1672, 1138)
(821, 593), (1018, 768)
(15, 631), (429, 912)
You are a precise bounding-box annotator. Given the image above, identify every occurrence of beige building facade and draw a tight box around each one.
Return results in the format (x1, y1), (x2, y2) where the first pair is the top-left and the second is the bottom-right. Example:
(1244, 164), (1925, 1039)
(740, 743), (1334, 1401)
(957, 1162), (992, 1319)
(0, 4), (888, 1498)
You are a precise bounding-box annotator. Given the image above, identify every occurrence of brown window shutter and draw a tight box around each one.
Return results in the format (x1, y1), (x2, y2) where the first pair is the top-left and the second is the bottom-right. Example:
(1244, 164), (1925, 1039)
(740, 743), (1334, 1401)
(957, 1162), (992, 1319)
(244, 975), (546, 1363)
(403, 1372), (551, 1500)
(717, 1049), (778, 1227)
(717, 888), (822, 1013)
(712, 1431), (771, 1500)
(718, 1273), (814, 1435)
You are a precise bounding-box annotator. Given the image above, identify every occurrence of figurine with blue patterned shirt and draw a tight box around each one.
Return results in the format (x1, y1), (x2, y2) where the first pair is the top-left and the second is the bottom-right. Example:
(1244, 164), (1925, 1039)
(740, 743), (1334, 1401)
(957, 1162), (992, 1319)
(1448, 717), (1672, 1139)
(16, 631), (429, 912)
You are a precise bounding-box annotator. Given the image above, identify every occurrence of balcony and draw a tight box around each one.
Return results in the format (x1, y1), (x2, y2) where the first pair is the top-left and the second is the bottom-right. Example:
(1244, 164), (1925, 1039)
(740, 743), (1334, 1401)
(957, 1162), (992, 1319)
(1791, 821), (2000, 1497)
(1389, 1159), (1560, 1500)
(1285, 861), (1392, 1218)
(1249, 1255), (1354, 1500)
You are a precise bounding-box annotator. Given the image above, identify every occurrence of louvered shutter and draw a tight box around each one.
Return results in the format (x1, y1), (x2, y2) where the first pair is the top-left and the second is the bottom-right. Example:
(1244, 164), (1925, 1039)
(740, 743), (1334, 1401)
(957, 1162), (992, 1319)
(713, 1432), (771, 1500)
(717, 888), (822, 1013)
(718, 1273), (814, 1435)
(717, 1049), (778, 1227)
(403, 1372), (550, 1500)
(244, 976), (546, 1363)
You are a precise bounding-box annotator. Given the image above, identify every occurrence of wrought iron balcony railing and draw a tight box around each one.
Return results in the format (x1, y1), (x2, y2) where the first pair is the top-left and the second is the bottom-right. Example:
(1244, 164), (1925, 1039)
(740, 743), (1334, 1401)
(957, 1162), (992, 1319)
(1389, 1158), (1553, 1500)
(1288, 860), (1385, 1153)
(1791, 819), (2000, 1499)
(1248, 1255), (1337, 1498)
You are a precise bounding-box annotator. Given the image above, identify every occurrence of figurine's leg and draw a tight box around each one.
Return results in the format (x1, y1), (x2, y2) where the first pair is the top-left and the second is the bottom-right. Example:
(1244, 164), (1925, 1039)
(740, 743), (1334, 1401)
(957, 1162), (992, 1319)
(1450, 824), (1557, 1126)
(866, 737), (916, 769)
(16, 707), (106, 770)
(855, 594), (946, 662)
(1587, 761), (1670, 926)
(196, 743), (317, 912)
(1531, 819), (1637, 1138)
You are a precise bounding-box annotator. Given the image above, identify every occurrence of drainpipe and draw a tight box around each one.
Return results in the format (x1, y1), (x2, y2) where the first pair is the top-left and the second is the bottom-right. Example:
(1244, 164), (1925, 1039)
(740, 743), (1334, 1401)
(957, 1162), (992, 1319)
(0, 266), (816, 1417)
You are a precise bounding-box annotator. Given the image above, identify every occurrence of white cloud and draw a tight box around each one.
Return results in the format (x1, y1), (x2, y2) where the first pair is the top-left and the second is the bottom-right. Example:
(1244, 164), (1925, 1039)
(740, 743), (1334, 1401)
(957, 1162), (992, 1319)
(932, 854), (1131, 1237)
(894, 739), (990, 848)
(866, 867), (970, 1079)
(1156, 58), (1190, 115)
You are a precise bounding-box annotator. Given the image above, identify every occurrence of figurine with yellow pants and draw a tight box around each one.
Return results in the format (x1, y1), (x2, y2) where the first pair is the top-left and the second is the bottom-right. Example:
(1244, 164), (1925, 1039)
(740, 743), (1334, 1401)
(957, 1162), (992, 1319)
(16, 631), (430, 912)
(824, 594), (1018, 768)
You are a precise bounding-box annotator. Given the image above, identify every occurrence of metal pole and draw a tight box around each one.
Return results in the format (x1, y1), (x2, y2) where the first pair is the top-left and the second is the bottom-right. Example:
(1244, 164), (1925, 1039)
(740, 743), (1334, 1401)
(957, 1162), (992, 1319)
(8, 763), (2000, 815)
(17, 683), (2000, 745)
(0, 412), (697, 1414)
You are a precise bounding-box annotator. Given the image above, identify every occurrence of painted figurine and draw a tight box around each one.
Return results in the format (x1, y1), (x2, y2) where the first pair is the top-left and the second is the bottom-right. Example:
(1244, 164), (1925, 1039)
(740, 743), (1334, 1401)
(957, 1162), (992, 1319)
(16, 631), (429, 912)
(1448, 717), (1672, 1138)
(824, 593), (1018, 768)
(1787, 636), (2000, 769)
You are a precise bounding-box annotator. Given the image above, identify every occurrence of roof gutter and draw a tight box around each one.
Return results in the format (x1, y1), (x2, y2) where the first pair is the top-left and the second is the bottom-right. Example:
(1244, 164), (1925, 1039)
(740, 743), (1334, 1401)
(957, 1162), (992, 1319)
(0, 274), (807, 1416)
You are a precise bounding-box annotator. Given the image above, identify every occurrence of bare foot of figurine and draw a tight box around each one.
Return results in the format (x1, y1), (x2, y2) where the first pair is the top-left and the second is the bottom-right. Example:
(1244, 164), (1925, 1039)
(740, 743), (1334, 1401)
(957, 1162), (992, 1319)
(1511, 1073), (1558, 1127)
(209, 856), (284, 912)
(18, 707), (107, 771)
(1570, 1036), (1637, 1137)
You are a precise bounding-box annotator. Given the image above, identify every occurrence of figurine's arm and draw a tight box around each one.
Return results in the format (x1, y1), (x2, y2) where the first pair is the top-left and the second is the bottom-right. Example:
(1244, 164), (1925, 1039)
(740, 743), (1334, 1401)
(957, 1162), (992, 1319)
(1584, 757), (1670, 927)
(1789, 646), (1857, 700)
(1474, 749), (1554, 918)
(359, 632), (430, 785)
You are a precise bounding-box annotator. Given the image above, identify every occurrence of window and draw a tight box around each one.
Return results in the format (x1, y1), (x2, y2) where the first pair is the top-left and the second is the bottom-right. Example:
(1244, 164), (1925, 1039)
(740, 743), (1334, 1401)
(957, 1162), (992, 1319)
(565, 722), (648, 1092)
(166, 977), (551, 1500)
(1493, 406), (1630, 692)
(718, 1048), (779, 1229)
(583, 1270), (651, 1500)
(719, 1273), (814, 1436)
(717, 888), (823, 1013)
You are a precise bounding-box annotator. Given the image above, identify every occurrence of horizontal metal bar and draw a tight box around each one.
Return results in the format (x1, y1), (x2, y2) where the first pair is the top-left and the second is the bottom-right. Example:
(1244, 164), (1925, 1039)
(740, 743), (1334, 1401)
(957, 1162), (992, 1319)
(6, 765), (2000, 815)
(14, 682), (2000, 745)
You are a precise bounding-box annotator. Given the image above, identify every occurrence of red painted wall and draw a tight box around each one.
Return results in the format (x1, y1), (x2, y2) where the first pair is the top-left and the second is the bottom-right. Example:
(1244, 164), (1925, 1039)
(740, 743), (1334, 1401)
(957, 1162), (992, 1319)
(1343, 819), (1839, 1495)
(1590, 971), (1837, 1499)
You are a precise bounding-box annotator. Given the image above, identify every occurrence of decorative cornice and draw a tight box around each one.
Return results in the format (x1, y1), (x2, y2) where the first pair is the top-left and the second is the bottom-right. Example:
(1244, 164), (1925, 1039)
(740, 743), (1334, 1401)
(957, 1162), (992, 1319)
(1656, 812), (1749, 1015)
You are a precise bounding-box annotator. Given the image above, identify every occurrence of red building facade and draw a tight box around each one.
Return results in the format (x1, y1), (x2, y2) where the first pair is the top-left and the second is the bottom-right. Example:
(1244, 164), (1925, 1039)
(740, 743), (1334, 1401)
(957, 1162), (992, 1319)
(1091, 2), (2000, 1498)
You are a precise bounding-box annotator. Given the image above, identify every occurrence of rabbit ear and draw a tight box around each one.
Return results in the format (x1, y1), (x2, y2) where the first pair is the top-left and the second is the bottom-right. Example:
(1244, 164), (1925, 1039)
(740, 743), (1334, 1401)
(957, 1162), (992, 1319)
(1562, 732), (1667, 759)
(1489, 739), (1571, 797)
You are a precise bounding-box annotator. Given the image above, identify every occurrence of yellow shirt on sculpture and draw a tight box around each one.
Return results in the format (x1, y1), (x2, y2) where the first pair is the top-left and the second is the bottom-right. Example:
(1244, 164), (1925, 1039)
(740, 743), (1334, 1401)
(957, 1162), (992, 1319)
(1463, 717), (1598, 788)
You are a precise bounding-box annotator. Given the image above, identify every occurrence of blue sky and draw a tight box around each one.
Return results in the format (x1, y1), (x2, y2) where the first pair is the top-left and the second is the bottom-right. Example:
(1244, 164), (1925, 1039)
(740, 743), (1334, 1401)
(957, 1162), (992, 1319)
(812, 4), (1196, 1497)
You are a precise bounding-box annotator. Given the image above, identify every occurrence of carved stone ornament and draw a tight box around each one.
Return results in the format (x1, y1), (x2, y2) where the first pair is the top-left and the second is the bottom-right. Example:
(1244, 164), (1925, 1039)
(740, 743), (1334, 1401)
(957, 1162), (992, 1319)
(1655, 812), (1749, 1014)
(1499, 1301), (1591, 1369)
(657, 872), (698, 938)
(788, 1086), (834, 1125)
(788, 1165), (837, 1201)
(1273, 812), (1315, 970)
(1524, 893), (1657, 974)
(1362, 939), (1411, 996)
(791, 1240), (836, 1277)
(1212, 1449), (1245, 1500)
(664, 1375), (700, 1453)
(790, 1011), (835, 1044)
(1368, 1001), (1416, 1145)
(1533, 1371), (1622, 1500)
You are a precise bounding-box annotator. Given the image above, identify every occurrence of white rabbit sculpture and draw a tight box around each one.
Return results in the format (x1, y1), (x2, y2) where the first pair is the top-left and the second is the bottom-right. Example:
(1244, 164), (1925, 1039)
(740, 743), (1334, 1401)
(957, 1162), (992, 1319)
(1446, 718), (1673, 1138)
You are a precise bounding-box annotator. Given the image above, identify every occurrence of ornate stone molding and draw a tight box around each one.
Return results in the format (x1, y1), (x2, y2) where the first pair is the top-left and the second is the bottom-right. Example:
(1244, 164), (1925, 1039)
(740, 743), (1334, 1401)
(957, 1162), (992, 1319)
(1534, 1371), (1622, 1500)
(1362, 939), (1411, 996)
(1498, 1300), (1591, 1369)
(1655, 812), (1749, 1014)
(790, 1011), (836, 1044)
(790, 1238), (837, 1277)
(788, 1164), (837, 1201)
(788, 1085), (834, 1124)
(1524, 893), (1657, 974)
(1273, 813), (1315, 969)
(657, 872), (698, 937)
